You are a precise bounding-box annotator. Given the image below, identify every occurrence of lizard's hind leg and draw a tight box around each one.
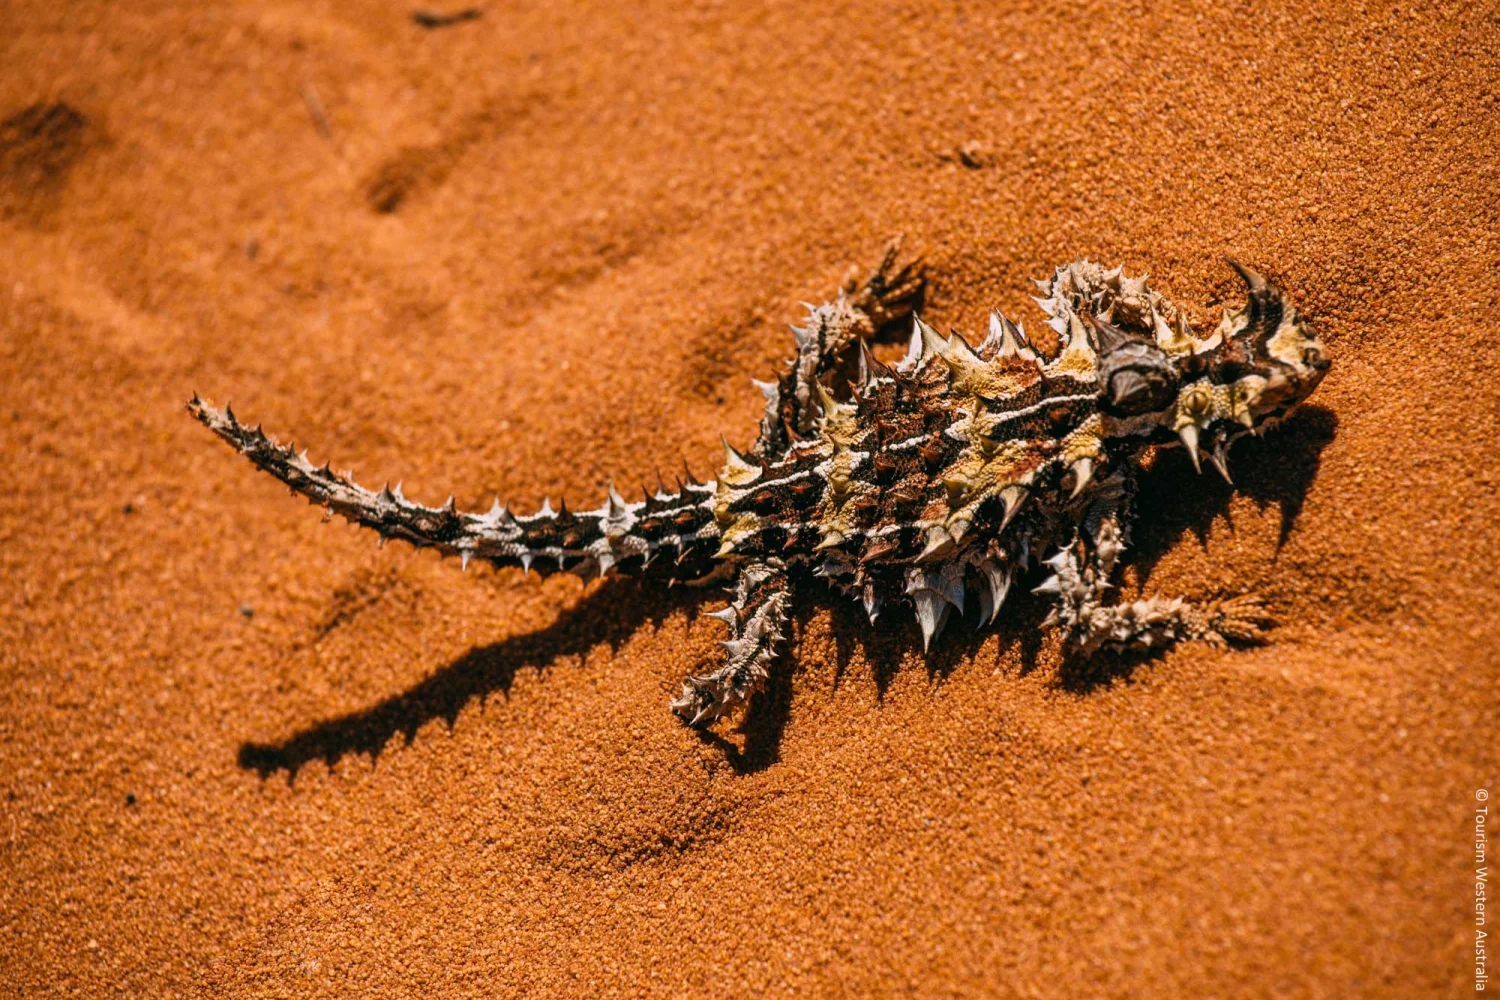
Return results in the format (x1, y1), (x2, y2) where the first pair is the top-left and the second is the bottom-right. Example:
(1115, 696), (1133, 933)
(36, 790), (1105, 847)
(1036, 514), (1274, 657)
(671, 561), (791, 727)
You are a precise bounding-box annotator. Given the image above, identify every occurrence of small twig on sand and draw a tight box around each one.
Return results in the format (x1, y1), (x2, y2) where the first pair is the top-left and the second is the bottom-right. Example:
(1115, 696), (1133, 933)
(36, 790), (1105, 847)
(300, 83), (331, 139)
(412, 8), (482, 29)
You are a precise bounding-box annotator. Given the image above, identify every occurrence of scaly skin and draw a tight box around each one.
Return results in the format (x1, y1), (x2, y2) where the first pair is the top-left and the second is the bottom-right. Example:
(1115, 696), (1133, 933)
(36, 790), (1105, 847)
(189, 238), (1330, 728)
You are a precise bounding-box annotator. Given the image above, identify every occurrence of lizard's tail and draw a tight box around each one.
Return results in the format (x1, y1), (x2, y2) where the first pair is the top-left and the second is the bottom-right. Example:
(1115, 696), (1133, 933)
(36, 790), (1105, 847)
(187, 396), (718, 579)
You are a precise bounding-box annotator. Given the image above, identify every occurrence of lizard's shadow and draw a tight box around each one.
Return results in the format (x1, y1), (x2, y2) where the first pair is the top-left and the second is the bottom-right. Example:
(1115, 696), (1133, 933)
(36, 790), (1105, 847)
(1130, 404), (1338, 577)
(237, 576), (694, 781)
(238, 406), (1335, 781)
(1058, 403), (1338, 694)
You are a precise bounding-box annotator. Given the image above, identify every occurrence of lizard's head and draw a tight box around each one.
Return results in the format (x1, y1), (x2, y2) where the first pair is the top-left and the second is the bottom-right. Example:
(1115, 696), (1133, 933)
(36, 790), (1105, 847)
(1162, 261), (1330, 478)
(1072, 259), (1329, 480)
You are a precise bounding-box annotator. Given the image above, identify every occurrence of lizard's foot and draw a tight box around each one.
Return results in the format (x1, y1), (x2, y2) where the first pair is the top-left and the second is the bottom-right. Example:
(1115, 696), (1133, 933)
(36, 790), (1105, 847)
(670, 666), (757, 728)
(1190, 593), (1275, 647)
(1069, 592), (1275, 656)
(1036, 527), (1275, 656)
(841, 234), (925, 333)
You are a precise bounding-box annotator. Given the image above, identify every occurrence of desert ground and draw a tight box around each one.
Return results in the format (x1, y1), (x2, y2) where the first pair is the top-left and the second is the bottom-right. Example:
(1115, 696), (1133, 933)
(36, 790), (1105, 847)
(3, 0), (1498, 996)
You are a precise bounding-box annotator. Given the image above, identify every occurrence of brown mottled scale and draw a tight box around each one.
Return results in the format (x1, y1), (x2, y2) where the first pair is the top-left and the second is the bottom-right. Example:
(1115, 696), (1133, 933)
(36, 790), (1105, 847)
(188, 240), (1330, 729)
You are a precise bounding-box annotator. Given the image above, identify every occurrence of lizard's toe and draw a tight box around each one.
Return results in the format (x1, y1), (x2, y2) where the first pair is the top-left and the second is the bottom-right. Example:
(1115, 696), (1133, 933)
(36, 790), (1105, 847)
(1207, 593), (1275, 645)
(846, 234), (925, 329)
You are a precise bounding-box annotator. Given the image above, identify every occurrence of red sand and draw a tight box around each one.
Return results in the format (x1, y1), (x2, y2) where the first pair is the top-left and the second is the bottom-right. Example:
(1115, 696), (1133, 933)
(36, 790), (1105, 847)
(3, 1), (1498, 995)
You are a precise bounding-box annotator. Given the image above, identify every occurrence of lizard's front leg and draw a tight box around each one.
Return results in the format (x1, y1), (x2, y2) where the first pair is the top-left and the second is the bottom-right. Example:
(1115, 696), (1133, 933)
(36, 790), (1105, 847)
(752, 236), (923, 457)
(670, 561), (791, 727)
(1036, 515), (1274, 656)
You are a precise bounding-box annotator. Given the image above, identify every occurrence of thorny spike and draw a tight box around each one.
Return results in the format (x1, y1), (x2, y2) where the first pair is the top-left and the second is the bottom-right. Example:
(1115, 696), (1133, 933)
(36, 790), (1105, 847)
(1208, 437), (1234, 484)
(1085, 312), (1136, 355)
(945, 329), (979, 361)
(1069, 458), (1095, 499)
(914, 590), (946, 652)
(990, 310), (1035, 360)
(857, 339), (887, 388)
(938, 565), (966, 610)
(917, 525), (956, 562)
(1152, 308), (1177, 349)
(1225, 258), (1281, 342)
(901, 316), (925, 369)
(1179, 424), (1203, 474)
(607, 481), (629, 516)
(915, 314), (946, 360)
(998, 485), (1027, 531)
(1004, 312), (1030, 345)
(813, 529), (845, 552)
(1226, 257), (1267, 297)
(981, 562), (1011, 624)
(721, 435), (762, 484)
(1066, 313), (1090, 352)
(1015, 319), (1034, 349)
(812, 378), (837, 413)
(988, 310), (1006, 343)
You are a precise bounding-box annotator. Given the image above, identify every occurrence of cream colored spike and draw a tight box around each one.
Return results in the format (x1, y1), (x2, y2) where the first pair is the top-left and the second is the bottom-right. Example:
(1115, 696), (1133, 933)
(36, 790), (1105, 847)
(987, 310), (1038, 362)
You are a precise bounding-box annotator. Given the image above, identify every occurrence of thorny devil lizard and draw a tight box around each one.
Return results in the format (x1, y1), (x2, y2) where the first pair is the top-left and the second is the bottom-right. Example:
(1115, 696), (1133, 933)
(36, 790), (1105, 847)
(188, 240), (1330, 727)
